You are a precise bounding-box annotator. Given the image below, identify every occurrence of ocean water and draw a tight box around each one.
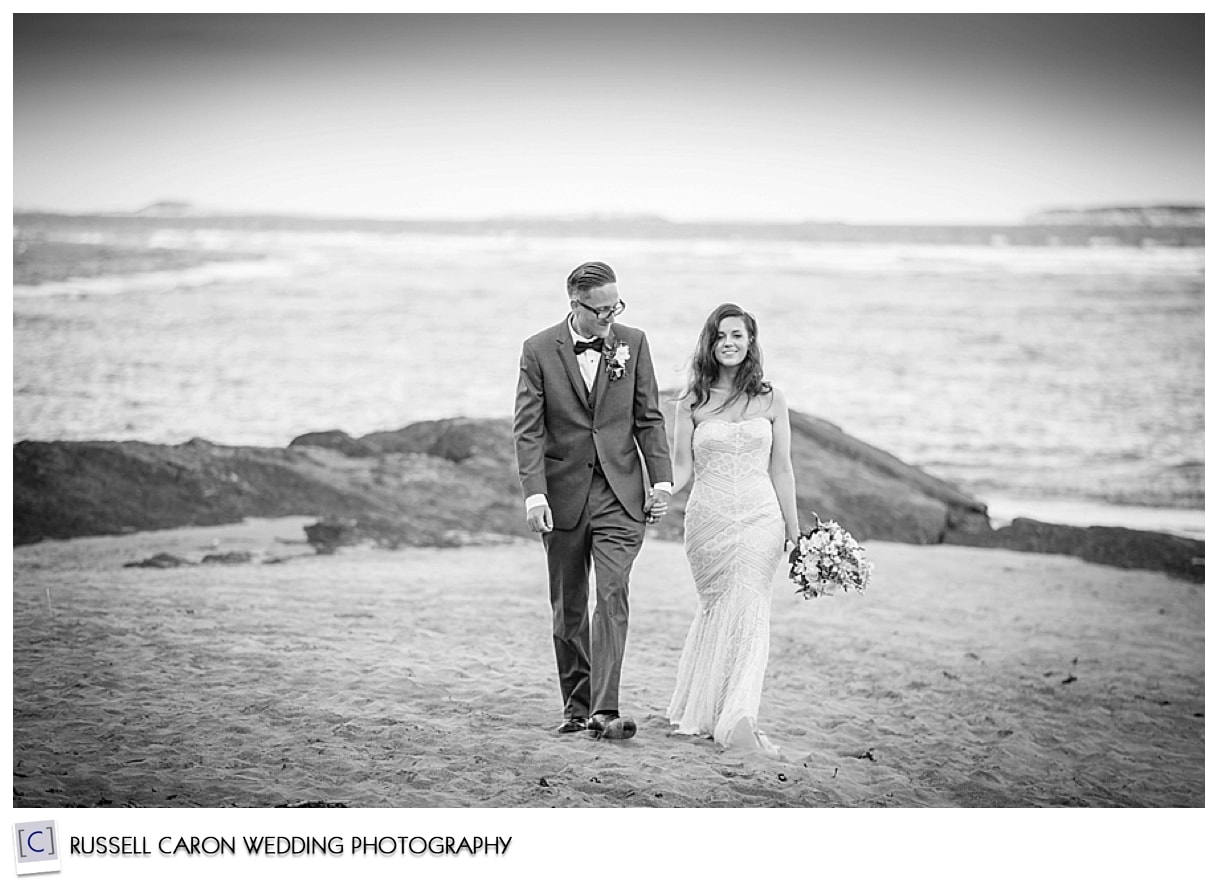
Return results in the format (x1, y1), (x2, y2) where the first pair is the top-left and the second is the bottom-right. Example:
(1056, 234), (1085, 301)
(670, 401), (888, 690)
(12, 217), (1204, 537)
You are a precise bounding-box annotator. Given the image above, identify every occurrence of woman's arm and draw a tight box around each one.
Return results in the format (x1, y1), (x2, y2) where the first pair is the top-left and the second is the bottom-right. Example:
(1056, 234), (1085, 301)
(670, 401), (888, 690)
(670, 395), (696, 495)
(768, 387), (800, 544)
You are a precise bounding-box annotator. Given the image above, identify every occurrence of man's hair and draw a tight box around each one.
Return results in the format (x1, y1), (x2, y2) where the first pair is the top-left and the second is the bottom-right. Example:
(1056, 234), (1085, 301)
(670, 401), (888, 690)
(566, 261), (616, 297)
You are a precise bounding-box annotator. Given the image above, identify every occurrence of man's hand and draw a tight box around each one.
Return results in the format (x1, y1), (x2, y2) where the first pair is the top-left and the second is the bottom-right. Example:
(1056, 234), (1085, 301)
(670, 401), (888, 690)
(526, 503), (553, 534)
(644, 488), (672, 524)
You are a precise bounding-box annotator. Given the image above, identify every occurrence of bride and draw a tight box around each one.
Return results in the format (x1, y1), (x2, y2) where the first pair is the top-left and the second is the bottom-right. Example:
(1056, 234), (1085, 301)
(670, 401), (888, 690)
(666, 303), (800, 757)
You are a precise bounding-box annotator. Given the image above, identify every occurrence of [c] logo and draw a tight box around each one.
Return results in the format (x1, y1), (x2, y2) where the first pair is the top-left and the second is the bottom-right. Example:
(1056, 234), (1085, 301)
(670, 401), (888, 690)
(12, 820), (61, 876)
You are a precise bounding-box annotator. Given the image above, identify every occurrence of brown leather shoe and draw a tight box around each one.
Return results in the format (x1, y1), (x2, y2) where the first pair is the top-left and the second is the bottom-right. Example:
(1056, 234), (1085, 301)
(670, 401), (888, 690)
(556, 716), (587, 734)
(587, 713), (636, 740)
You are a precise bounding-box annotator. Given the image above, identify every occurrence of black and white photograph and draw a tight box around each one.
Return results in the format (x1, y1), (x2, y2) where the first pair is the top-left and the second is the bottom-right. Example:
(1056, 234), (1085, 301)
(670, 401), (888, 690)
(8, 10), (1207, 872)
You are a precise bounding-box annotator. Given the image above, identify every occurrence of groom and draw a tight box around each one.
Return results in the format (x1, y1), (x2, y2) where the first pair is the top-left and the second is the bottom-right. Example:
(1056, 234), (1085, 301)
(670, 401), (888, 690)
(513, 261), (672, 740)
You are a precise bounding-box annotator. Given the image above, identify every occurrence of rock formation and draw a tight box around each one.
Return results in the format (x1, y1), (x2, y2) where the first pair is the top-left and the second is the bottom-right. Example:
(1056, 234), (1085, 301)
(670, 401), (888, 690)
(945, 518), (1204, 583)
(13, 410), (1203, 581)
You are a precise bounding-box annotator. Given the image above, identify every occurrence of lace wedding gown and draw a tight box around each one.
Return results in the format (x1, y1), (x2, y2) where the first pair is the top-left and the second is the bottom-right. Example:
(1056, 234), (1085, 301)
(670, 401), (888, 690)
(667, 417), (785, 757)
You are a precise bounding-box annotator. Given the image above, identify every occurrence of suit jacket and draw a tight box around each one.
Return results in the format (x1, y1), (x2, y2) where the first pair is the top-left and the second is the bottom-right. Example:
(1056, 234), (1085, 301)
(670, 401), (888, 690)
(514, 318), (672, 530)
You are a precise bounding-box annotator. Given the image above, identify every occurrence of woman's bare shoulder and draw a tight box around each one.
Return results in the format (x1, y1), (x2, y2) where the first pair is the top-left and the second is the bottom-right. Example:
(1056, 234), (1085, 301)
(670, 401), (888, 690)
(760, 385), (788, 421)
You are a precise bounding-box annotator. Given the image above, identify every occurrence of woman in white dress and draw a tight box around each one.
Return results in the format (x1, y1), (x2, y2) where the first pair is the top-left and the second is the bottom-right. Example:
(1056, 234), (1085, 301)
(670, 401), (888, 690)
(666, 303), (800, 756)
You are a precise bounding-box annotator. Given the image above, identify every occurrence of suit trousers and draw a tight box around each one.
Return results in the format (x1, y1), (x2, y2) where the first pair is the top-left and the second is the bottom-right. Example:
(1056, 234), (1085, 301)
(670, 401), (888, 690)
(542, 468), (646, 719)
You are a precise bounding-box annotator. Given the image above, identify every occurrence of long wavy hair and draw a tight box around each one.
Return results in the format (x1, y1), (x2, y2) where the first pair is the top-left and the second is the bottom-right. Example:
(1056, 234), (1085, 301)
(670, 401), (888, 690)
(685, 303), (771, 413)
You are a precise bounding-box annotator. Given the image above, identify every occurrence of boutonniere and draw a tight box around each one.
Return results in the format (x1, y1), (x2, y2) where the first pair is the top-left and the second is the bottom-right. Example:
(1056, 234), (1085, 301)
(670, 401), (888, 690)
(604, 340), (630, 381)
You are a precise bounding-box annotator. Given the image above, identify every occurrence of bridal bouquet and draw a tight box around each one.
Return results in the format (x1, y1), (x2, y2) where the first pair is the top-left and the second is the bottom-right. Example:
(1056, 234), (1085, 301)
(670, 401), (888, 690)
(788, 515), (873, 599)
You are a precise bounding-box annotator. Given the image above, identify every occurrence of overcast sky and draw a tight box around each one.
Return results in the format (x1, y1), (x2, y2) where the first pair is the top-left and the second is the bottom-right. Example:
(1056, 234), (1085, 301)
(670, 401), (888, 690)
(12, 13), (1205, 224)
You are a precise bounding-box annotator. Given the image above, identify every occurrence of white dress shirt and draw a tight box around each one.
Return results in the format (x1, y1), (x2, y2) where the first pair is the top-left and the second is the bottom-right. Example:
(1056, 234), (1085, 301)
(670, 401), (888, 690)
(571, 323), (603, 392)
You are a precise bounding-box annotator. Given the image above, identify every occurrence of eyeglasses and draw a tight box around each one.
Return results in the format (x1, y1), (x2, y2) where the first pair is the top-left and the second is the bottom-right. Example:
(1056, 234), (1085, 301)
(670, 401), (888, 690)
(574, 299), (626, 321)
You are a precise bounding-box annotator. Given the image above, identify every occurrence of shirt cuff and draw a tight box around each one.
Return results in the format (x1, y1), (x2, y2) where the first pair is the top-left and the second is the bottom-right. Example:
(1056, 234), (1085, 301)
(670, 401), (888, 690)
(524, 493), (548, 512)
(651, 482), (673, 495)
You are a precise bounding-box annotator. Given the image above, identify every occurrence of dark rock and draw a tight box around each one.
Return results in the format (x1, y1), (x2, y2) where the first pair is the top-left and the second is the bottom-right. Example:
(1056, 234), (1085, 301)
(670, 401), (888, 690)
(288, 431), (377, 458)
(1078, 525), (1204, 581)
(200, 551), (254, 565)
(358, 418), (512, 463)
(13, 411), (1203, 581)
(945, 518), (1204, 583)
(14, 438), (347, 544)
(303, 517), (360, 554)
(947, 517), (1087, 555)
(13, 434), (527, 548)
(304, 515), (462, 554)
(123, 552), (194, 568)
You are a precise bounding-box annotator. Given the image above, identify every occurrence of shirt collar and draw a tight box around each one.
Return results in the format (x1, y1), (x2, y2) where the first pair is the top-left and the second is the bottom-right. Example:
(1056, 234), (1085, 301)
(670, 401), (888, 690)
(567, 314), (602, 345)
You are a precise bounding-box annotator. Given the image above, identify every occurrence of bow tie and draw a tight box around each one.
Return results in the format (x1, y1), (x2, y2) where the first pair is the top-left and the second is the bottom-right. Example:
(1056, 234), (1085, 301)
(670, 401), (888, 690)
(573, 338), (604, 355)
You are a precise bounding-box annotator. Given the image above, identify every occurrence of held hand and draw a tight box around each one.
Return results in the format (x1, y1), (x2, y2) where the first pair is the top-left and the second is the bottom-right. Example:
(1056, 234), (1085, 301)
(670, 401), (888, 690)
(645, 488), (672, 524)
(526, 503), (553, 534)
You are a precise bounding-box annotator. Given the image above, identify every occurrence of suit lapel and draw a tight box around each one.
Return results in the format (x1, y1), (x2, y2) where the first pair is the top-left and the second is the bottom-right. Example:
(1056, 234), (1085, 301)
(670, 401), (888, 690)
(554, 320), (593, 414)
(591, 326), (617, 416)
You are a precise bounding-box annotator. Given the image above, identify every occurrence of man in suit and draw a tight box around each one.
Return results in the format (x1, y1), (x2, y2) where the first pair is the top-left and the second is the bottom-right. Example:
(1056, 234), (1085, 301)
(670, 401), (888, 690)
(513, 261), (672, 739)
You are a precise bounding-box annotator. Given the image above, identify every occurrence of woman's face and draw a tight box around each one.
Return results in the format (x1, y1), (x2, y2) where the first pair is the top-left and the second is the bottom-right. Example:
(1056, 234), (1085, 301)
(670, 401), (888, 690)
(714, 316), (749, 369)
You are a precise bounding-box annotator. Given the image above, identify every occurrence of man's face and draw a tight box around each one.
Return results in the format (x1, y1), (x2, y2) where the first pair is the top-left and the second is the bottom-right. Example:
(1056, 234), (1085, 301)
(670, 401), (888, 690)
(570, 282), (620, 338)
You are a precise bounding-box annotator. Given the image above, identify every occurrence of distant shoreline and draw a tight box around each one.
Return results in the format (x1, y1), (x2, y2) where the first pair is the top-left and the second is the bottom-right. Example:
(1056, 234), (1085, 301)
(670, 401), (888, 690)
(14, 209), (1205, 248)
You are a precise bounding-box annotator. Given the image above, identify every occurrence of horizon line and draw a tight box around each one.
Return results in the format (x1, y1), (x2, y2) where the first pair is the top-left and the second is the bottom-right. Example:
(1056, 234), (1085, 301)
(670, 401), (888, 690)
(12, 202), (1206, 229)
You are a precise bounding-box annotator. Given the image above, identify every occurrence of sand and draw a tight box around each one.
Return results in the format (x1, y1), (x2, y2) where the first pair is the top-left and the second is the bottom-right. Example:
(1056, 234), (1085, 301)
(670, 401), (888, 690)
(11, 517), (1204, 809)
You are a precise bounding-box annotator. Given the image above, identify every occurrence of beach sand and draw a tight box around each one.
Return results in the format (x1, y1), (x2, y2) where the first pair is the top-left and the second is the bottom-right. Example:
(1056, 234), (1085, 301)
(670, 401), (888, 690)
(11, 518), (1204, 809)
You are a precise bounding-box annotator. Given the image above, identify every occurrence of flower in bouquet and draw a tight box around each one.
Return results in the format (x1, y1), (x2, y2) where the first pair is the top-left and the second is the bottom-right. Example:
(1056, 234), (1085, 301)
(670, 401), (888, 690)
(788, 514), (873, 599)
